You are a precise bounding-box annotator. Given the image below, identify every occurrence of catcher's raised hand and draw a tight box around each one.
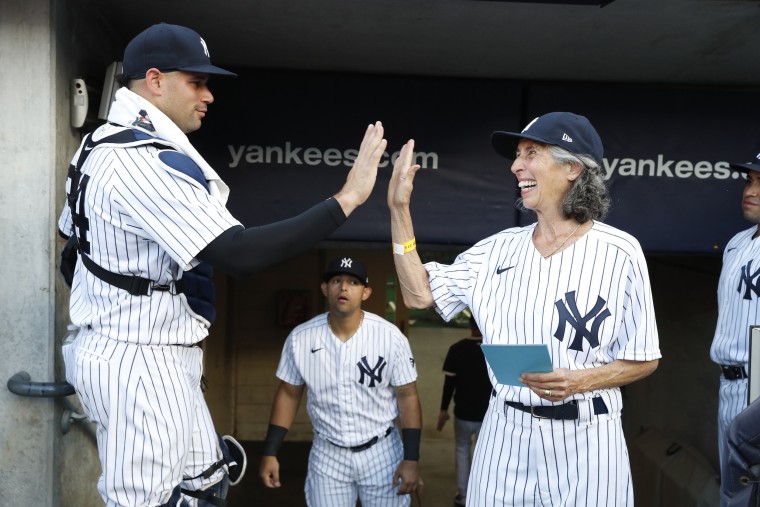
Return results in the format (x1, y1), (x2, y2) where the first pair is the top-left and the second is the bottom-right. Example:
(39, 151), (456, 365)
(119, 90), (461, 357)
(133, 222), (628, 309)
(334, 121), (387, 216)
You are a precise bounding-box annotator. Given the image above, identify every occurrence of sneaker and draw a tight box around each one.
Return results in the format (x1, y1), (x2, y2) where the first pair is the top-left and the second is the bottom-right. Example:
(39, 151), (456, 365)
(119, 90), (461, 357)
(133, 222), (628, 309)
(454, 494), (466, 506)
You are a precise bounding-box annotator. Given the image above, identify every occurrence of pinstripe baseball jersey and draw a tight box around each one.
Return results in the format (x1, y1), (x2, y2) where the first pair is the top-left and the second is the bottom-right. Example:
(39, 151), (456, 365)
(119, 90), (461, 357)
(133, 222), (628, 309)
(710, 226), (757, 466)
(276, 311), (417, 447)
(58, 87), (243, 506)
(425, 220), (661, 408)
(710, 226), (760, 366)
(57, 122), (240, 346)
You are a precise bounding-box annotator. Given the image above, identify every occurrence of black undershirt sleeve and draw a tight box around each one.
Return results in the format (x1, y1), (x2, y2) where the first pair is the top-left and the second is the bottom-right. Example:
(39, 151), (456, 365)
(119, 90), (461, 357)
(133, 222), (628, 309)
(197, 197), (346, 278)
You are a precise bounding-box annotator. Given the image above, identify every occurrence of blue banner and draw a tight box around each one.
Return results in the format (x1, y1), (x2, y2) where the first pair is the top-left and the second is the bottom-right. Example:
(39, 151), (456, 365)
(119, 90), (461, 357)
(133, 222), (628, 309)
(195, 71), (759, 253)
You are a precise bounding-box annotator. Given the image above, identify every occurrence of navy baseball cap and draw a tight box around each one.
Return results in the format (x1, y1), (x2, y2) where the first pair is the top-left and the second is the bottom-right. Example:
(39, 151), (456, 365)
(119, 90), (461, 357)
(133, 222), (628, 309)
(491, 112), (604, 167)
(323, 257), (369, 286)
(730, 151), (760, 173)
(123, 23), (236, 79)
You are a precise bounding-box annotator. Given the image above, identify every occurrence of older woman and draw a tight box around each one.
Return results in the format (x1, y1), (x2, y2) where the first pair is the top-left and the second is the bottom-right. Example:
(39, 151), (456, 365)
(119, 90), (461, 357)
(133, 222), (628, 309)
(388, 112), (661, 506)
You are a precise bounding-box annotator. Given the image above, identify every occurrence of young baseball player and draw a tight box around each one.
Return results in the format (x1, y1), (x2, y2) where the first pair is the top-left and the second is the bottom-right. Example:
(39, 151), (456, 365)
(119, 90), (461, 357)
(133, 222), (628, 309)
(259, 256), (423, 507)
(387, 112), (661, 506)
(710, 151), (760, 477)
(57, 23), (387, 507)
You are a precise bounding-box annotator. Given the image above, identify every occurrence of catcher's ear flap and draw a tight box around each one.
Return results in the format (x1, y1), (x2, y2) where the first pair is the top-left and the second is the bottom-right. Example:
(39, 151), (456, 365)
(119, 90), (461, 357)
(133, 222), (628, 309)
(220, 434), (247, 486)
(60, 235), (79, 287)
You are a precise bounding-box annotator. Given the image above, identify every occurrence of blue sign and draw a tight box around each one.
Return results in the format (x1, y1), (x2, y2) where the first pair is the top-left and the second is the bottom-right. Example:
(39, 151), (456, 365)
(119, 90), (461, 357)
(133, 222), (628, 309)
(194, 70), (758, 253)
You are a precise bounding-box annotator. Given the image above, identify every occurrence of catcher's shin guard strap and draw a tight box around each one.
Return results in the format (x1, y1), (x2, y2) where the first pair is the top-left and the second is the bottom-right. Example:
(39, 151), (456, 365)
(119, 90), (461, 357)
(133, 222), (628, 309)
(181, 481), (227, 507)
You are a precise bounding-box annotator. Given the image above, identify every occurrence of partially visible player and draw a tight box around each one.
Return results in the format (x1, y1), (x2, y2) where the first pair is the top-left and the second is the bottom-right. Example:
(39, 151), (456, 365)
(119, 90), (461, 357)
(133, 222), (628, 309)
(58, 23), (387, 506)
(710, 151), (760, 472)
(721, 398), (760, 506)
(259, 256), (422, 507)
(387, 112), (661, 506)
(436, 315), (491, 506)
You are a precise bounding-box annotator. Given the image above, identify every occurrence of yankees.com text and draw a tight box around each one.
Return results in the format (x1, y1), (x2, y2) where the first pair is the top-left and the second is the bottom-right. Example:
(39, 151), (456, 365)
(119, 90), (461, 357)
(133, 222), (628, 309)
(602, 156), (736, 180)
(228, 143), (439, 170)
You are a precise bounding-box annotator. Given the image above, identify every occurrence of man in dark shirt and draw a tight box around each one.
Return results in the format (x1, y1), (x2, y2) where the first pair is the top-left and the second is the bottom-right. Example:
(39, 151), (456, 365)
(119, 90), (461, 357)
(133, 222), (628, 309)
(437, 315), (492, 506)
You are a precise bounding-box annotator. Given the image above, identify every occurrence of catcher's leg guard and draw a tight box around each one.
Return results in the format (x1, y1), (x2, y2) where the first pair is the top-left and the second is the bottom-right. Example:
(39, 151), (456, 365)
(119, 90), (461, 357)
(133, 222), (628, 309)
(179, 434), (247, 506)
(220, 434), (247, 486)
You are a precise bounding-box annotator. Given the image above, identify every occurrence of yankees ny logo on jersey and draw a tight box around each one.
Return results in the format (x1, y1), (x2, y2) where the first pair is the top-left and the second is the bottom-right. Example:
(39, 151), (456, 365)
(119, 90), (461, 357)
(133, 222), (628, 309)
(737, 260), (760, 300)
(554, 291), (611, 351)
(357, 356), (387, 387)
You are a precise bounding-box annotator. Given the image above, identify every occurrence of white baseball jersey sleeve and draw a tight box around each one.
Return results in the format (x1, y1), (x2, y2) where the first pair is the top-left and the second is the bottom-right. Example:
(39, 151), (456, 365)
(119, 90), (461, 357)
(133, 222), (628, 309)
(425, 221), (661, 409)
(276, 311), (417, 447)
(57, 123), (241, 346)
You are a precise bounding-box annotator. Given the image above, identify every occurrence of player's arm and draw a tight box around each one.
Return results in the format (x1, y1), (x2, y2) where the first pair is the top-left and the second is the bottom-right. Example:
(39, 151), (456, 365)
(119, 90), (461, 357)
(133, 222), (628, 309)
(259, 381), (305, 488)
(387, 140), (434, 309)
(197, 122), (386, 278)
(392, 381), (423, 495)
(198, 200), (344, 277)
(437, 372), (456, 431)
(519, 359), (659, 402)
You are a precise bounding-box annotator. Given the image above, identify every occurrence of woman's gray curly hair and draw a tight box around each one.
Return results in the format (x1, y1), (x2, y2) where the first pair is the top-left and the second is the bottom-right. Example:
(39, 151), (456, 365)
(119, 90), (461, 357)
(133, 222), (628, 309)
(516, 145), (610, 222)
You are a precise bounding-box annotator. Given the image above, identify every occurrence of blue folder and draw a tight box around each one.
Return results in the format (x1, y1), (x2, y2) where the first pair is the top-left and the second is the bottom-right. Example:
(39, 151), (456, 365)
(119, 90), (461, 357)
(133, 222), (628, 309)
(481, 344), (553, 387)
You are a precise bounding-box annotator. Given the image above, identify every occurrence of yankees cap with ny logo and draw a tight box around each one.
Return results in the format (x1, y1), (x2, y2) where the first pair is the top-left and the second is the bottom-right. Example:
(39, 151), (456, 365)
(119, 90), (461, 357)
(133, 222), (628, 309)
(322, 257), (369, 286)
(123, 22), (237, 79)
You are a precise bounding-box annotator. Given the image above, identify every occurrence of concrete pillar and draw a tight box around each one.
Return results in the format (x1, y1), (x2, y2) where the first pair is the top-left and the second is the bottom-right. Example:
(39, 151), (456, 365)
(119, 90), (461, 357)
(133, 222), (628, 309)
(0, 1), (58, 506)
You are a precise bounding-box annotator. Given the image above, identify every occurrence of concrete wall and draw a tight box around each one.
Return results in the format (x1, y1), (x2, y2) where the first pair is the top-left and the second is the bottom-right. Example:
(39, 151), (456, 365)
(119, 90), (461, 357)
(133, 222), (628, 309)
(0, 1), (121, 505)
(1, 3), (59, 506)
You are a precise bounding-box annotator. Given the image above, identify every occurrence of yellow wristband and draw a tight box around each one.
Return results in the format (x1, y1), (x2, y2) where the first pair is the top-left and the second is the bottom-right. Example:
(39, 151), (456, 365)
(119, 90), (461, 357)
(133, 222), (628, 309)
(393, 238), (416, 255)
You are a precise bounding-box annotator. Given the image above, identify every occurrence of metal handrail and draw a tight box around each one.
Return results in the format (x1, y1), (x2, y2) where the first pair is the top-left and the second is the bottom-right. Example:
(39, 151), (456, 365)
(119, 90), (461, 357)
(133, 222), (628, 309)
(7, 371), (75, 397)
(7, 371), (96, 443)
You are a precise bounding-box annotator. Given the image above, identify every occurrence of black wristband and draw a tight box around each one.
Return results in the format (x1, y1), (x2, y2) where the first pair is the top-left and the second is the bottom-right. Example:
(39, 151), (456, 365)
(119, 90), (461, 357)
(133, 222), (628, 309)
(401, 428), (421, 461)
(262, 424), (288, 457)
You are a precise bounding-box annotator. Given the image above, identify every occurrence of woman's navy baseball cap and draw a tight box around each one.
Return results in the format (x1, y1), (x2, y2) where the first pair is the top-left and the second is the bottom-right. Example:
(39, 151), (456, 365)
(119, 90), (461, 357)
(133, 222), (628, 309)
(730, 152), (760, 173)
(123, 23), (237, 79)
(491, 112), (604, 167)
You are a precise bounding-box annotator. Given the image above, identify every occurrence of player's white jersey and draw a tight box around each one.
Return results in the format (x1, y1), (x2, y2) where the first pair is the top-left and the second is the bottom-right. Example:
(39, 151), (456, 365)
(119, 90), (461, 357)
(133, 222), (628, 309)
(276, 311), (417, 447)
(57, 123), (240, 346)
(425, 220), (661, 408)
(711, 226), (760, 366)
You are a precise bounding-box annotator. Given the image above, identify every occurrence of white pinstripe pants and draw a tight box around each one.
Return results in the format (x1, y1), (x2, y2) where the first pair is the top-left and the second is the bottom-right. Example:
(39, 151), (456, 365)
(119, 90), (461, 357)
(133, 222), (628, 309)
(63, 331), (225, 506)
(467, 398), (632, 507)
(305, 430), (410, 507)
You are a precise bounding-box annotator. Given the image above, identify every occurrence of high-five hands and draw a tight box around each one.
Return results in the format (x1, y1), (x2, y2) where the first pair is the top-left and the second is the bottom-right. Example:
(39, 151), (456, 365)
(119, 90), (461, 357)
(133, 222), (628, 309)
(334, 121), (387, 216)
(388, 140), (421, 211)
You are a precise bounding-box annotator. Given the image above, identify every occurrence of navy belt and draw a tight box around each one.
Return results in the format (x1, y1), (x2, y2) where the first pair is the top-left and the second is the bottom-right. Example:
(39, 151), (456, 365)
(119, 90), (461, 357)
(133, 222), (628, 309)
(721, 365), (748, 380)
(504, 397), (609, 420)
(330, 427), (393, 452)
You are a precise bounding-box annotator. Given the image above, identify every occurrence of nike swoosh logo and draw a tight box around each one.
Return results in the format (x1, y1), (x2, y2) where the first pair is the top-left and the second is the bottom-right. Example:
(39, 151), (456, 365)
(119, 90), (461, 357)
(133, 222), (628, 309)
(496, 266), (515, 275)
(311, 347), (323, 353)
(84, 146), (93, 151)
(727, 248), (736, 252)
